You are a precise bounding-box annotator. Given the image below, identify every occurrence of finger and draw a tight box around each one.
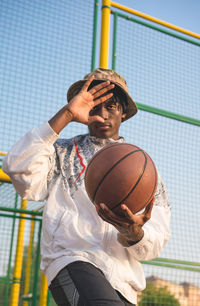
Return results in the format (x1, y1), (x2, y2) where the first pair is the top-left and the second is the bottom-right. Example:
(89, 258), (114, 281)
(92, 84), (115, 99)
(97, 203), (124, 222)
(100, 203), (124, 220)
(81, 76), (95, 92)
(95, 203), (119, 225)
(98, 203), (119, 220)
(142, 198), (155, 222)
(89, 81), (112, 95)
(98, 210), (119, 226)
(120, 204), (135, 223)
(99, 203), (131, 227)
(94, 92), (114, 106)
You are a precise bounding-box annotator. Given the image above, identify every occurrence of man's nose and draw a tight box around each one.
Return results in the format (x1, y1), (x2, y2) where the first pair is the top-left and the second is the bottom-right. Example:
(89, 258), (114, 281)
(97, 105), (109, 119)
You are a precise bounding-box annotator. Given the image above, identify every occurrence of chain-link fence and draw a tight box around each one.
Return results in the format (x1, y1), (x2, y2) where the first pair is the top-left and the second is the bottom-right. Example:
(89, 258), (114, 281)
(0, 0), (199, 305)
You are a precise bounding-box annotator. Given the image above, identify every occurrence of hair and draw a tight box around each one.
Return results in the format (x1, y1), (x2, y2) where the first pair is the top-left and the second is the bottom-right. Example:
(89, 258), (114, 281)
(88, 80), (128, 114)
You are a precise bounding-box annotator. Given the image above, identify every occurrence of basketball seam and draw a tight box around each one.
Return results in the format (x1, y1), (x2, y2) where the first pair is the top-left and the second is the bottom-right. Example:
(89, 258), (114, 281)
(92, 149), (143, 203)
(85, 143), (140, 177)
(111, 151), (147, 210)
(112, 154), (158, 213)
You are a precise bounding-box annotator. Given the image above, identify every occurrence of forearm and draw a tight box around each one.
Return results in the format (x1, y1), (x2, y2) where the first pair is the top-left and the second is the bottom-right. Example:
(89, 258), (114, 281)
(125, 206), (171, 260)
(48, 105), (74, 134)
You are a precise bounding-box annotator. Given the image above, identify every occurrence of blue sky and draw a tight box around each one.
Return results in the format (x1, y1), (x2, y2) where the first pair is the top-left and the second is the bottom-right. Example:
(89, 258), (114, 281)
(116, 0), (200, 33)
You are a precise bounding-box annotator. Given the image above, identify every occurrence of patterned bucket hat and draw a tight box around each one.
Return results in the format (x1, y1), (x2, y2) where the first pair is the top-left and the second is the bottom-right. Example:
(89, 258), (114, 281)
(67, 68), (138, 121)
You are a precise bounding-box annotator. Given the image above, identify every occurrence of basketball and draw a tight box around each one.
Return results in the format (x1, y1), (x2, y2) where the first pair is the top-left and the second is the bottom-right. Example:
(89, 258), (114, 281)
(84, 143), (158, 215)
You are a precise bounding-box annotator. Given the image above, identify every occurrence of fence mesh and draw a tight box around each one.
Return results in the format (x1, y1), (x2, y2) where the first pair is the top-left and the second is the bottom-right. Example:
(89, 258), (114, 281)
(0, 0), (200, 305)
(0, 0), (95, 153)
(110, 7), (200, 305)
(1, 1), (95, 305)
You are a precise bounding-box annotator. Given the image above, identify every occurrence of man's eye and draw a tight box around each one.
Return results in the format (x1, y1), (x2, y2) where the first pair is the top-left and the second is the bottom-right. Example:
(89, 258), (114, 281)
(107, 104), (116, 109)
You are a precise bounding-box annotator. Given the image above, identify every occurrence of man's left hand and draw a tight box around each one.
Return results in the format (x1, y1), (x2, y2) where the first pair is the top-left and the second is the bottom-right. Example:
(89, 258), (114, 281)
(95, 197), (155, 246)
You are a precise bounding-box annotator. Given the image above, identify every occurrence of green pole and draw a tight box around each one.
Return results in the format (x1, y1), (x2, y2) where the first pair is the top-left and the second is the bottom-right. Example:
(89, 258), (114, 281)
(91, 0), (99, 71)
(3, 193), (18, 306)
(112, 12), (118, 70)
(32, 220), (42, 306)
(111, 10), (200, 47)
(136, 102), (200, 126)
(153, 257), (200, 267)
(46, 290), (51, 306)
(0, 213), (41, 222)
(0, 206), (43, 216)
(141, 260), (200, 272)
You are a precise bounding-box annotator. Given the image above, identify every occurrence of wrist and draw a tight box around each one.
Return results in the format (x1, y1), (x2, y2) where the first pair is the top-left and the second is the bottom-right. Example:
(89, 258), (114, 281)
(64, 105), (74, 121)
(118, 229), (144, 247)
(48, 105), (74, 134)
(126, 229), (144, 246)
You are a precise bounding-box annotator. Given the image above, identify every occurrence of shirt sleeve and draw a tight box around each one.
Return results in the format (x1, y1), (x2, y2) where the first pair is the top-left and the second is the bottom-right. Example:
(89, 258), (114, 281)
(2, 122), (59, 201)
(118, 172), (171, 261)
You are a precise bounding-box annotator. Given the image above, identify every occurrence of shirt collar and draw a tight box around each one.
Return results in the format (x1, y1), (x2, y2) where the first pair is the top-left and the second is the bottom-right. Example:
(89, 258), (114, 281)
(88, 134), (125, 146)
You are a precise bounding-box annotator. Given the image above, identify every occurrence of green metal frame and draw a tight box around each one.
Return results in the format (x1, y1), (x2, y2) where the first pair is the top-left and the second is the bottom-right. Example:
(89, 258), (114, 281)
(112, 12), (118, 69)
(3, 194), (18, 306)
(110, 9), (200, 47)
(0, 206), (43, 216)
(109, 9), (200, 126)
(0, 205), (42, 306)
(141, 258), (200, 273)
(136, 102), (200, 126)
(98, 1), (200, 277)
(32, 221), (42, 306)
(91, 0), (99, 71)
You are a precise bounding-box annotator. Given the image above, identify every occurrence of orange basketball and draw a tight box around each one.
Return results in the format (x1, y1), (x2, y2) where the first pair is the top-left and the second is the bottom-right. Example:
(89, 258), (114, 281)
(84, 143), (158, 215)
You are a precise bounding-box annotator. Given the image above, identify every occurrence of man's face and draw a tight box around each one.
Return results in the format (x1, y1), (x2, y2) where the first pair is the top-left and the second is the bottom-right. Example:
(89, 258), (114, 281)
(88, 98), (126, 140)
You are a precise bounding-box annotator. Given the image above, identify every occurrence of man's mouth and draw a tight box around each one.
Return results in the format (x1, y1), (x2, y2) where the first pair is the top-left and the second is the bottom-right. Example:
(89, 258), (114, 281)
(96, 123), (111, 130)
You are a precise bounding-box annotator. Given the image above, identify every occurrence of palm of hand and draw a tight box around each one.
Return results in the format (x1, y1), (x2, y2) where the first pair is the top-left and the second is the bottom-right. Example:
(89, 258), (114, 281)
(96, 198), (155, 244)
(115, 212), (146, 241)
(67, 76), (115, 125)
(68, 91), (99, 124)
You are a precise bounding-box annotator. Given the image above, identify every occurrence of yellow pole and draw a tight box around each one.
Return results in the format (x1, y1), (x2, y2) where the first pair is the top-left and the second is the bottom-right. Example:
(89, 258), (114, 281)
(23, 218), (35, 306)
(0, 168), (11, 182)
(0, 153), (11, 182)
(10, 199), (28, 306)
(0, 152), (11, 182)
(100, 0), (111, 68)
(39, 273), (48, 306)
(110, 1), (200, 39)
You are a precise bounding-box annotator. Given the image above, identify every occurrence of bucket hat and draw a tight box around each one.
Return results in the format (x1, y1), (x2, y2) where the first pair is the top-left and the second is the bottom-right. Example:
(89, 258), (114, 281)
(67, 68), (137, 121)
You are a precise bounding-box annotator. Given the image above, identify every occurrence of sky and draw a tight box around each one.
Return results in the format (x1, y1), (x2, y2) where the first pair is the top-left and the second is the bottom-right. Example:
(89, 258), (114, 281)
(0, 0), (199, 289)
(113, 0), (200, 33)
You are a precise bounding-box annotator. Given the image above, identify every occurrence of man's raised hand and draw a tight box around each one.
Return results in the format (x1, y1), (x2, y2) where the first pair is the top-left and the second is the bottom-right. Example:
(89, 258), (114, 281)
(67, 76), (115, 124)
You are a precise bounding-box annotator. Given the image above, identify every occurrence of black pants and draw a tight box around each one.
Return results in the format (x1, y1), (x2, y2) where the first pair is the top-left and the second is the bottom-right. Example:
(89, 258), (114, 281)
(49, 261), (136, 306)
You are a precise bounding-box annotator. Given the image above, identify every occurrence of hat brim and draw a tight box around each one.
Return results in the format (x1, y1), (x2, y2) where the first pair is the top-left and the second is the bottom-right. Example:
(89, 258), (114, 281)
(67, 79), (138, 121)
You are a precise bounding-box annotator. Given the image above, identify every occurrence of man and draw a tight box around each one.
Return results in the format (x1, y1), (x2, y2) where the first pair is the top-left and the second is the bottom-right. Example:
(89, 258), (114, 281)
(3, 68), (171, 305)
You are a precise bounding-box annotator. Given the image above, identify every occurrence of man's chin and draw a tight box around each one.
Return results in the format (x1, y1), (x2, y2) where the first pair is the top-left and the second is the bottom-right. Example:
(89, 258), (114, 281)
(89, 130), (119, 140)
(92, 131), (110, 139)
(88, 125), (119, 139)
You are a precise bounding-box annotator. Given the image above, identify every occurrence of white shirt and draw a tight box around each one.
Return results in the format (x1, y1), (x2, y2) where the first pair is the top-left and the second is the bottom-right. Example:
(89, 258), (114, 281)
(3, 122), (171, 305)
